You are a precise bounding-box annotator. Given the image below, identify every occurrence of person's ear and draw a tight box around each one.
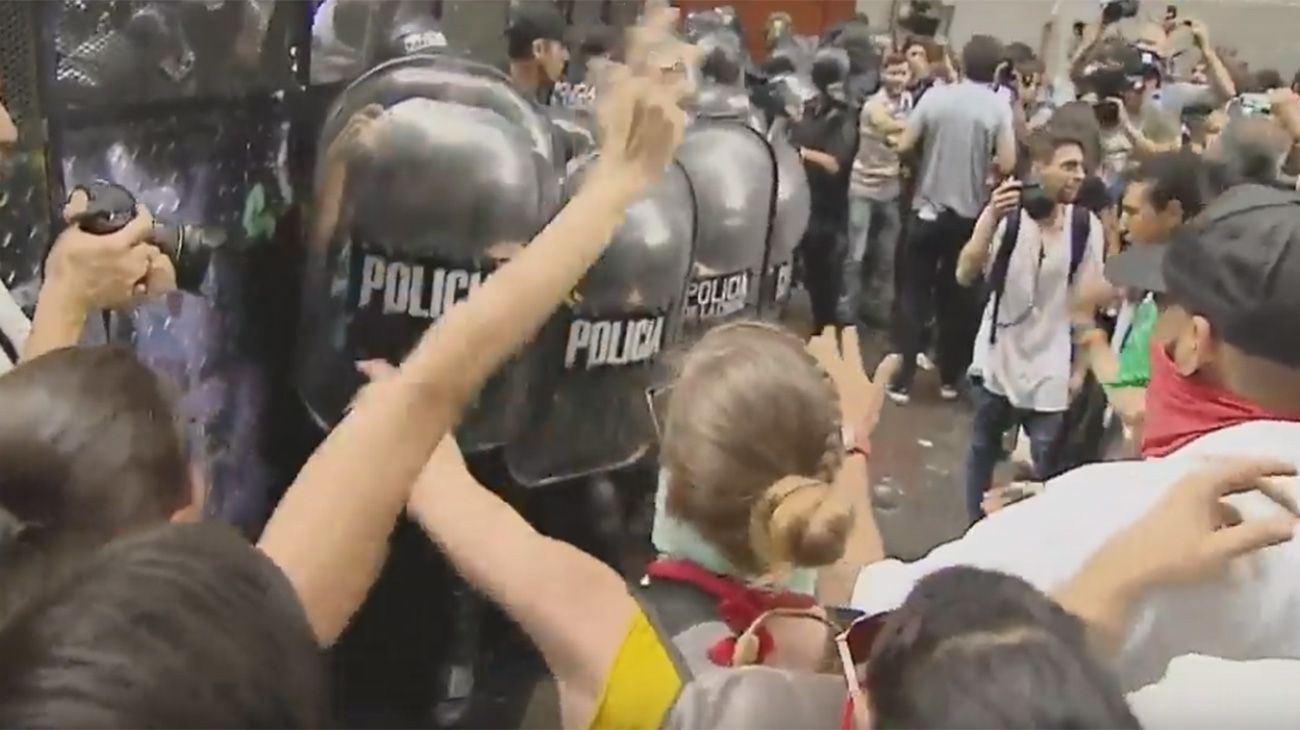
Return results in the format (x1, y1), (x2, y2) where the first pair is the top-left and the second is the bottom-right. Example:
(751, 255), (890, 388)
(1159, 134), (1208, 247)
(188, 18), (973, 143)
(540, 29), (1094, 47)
(1159, 198), (1184, 228)
(532, 38), (546, 60)
(1173, 314), (1216, 376)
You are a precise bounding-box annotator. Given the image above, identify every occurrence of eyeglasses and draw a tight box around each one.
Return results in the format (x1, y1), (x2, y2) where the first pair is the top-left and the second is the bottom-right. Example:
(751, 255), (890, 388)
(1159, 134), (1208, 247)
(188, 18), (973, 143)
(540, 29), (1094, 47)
(734, 607), (890, 730)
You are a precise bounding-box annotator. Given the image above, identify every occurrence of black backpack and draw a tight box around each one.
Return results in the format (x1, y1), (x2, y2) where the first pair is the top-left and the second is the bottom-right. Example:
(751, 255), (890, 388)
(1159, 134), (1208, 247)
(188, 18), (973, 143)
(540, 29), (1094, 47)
(985, 206), (1092, 346)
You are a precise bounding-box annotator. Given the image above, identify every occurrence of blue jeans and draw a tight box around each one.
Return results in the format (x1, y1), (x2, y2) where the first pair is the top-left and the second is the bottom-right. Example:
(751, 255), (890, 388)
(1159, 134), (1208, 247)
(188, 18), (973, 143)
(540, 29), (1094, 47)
(964, 381), (1064, 523)
(839, 195), (901, 326)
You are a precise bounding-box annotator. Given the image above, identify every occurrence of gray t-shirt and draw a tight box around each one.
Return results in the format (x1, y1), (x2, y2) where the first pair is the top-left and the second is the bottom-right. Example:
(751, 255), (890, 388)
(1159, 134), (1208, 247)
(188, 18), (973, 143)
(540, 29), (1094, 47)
(909, 80), (1014, 220)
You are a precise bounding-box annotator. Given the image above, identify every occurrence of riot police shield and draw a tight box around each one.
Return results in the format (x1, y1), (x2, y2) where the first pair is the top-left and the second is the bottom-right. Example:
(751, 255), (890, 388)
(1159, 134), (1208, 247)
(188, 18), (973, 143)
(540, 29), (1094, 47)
(53, 0), (294, 108)
(505, 157), (694, 487)
(39, 0), (309, 533)
(297, 54), (559, 453)
(675, 120), (774, 339)
(760, 121), (810, 317)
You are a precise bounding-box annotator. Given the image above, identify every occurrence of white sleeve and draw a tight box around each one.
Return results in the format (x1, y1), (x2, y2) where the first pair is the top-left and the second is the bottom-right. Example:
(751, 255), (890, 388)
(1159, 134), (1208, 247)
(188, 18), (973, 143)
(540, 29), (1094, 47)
(1118, 485), (1300, 690)
(851, 459), (1184, 614)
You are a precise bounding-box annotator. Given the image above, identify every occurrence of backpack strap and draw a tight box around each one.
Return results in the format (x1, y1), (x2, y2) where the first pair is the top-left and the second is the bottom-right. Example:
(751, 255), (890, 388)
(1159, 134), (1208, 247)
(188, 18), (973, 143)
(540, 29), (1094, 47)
(1067, 205), (1091, 283)
(986, 209), (1022, 347)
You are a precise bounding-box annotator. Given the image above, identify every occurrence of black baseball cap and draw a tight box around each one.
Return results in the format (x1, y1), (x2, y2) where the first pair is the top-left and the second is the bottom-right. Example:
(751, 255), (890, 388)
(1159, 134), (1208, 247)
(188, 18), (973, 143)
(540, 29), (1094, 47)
(505, 4), (568, 59)
(1105, 183), (1300, 367)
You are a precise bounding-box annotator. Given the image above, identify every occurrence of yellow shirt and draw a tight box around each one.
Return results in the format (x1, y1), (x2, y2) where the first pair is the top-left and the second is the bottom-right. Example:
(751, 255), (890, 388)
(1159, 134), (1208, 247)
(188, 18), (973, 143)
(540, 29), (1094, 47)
(588, 608), (682, 729)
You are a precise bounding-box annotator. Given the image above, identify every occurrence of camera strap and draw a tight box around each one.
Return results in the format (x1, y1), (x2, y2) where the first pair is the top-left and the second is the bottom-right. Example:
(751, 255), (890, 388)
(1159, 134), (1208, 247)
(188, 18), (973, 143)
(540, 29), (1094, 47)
(987, 206), (1091, 346)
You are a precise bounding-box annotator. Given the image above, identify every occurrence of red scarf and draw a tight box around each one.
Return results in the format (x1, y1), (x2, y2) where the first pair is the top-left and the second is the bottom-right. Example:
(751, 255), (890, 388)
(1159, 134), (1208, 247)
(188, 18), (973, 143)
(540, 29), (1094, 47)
(645, 559), (816, 666)
(1142, 342), (1300, 457)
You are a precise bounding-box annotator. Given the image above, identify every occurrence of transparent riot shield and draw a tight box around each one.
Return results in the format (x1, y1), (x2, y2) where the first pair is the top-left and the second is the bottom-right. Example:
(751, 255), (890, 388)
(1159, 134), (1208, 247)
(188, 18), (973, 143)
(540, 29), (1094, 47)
(505, 157), (695, 487)
(52, 0), (291, 108)
(297, 53), (559, 453)
(760, 120), (810, 317)
(675, 119), (775, 341)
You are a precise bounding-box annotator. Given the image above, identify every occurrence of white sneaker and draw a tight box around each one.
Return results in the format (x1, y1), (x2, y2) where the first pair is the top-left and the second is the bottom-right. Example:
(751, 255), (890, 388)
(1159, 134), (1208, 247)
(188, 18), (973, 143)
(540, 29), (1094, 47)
(916, 352), (936, 372)
(885, 385), (911, 405)
(939, 384), (959, 401)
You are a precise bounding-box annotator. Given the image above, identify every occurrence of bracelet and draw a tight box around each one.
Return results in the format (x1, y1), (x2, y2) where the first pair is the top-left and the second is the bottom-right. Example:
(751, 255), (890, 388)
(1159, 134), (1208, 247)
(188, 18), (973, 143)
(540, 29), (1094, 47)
(842, 424), (871, 460)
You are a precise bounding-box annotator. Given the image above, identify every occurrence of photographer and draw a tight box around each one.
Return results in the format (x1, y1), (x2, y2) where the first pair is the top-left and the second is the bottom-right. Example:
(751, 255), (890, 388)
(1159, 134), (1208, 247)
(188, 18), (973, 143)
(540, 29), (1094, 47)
(24, 192), (177, 362)
(954, 130), (1104, 522)
(1076, 16), (1235, 175)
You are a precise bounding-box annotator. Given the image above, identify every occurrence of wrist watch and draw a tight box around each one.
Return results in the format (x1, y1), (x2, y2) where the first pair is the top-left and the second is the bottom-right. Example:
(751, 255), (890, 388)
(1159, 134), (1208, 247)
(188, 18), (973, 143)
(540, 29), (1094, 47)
(842, 424), (871, 460)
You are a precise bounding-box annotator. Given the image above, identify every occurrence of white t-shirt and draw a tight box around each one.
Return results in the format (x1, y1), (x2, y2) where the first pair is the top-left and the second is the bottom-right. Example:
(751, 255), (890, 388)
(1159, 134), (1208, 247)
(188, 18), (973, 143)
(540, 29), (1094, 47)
(970, 206), (1104, 413)
(851, 420), (1300, 693)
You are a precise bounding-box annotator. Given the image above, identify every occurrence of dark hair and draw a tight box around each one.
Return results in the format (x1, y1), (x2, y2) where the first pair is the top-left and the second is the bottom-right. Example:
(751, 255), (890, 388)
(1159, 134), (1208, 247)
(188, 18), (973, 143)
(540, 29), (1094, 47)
(1027, 128), (1087, 165)
(1004, 42), (1036, 64)
(811, 47), (849, 93)
(882, 52), (908, 69)
(578, 24), (616, 58)
(1044, 101), (1103, 172)
(0, 523), (330, 728)
(961, 35), (1004, 83)
(867, 567), (1140, 729)
(1076, 175), (1113, 215)
(1127, 151), (1207, 219)
(1253, 68), (1285, 92)
(0, 346), (191, 623)
(505, 5), (566, 61)
(903, 35), (941, 62)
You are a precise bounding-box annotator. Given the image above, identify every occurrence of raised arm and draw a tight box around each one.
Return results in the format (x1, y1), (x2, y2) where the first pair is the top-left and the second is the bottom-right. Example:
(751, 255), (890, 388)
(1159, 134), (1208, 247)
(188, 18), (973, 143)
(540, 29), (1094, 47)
(806, 327), (897, 606)
(257, 16), (693, 646)
(956, 180), (1019, 287)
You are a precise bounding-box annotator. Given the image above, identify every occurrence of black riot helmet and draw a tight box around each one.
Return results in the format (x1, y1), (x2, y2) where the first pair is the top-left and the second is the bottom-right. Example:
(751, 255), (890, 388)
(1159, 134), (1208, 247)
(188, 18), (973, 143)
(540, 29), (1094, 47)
(297, 53), (561, 453)
(505, 156), (696, 486)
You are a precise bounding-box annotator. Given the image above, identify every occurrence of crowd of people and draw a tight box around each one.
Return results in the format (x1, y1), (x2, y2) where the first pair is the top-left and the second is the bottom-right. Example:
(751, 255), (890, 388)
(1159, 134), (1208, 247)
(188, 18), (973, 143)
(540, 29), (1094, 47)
(3, 2), (1300, 729)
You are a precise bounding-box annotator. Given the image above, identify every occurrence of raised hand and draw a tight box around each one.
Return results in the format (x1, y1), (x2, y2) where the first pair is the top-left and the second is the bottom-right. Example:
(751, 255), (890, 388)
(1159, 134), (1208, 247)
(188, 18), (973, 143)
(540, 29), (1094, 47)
(590, 1), (695, 193)
(806, 326), (901, 440)
(1125, 458), (1298, 586)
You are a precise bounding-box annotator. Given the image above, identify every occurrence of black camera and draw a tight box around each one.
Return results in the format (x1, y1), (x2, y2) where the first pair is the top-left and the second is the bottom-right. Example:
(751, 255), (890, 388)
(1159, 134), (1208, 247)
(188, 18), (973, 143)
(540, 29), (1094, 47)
(1101, 0), (1140, 25)
(1020, 181), (1056, 221)
(67, 181), (228, 293)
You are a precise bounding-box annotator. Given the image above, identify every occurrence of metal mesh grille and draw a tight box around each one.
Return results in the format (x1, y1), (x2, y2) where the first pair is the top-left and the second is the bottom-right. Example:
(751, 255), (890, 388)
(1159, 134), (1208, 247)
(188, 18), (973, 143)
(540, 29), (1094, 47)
(0, 2), (42, 132)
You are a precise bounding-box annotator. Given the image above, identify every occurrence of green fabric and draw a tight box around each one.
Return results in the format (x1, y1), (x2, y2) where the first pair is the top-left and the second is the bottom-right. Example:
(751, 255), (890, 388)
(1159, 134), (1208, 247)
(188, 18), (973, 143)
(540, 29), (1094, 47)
(1109, 296), (1157, 390)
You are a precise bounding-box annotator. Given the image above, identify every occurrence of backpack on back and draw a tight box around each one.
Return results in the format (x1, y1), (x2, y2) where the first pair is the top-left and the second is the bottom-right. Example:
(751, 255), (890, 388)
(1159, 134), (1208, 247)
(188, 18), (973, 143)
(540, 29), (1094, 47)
(984, 205), (1092, 346)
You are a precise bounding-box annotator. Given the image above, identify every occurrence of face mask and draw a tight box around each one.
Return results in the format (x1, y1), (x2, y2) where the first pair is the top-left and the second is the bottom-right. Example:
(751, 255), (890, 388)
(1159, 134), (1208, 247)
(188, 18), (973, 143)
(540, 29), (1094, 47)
(1141, 340), (1293, 457)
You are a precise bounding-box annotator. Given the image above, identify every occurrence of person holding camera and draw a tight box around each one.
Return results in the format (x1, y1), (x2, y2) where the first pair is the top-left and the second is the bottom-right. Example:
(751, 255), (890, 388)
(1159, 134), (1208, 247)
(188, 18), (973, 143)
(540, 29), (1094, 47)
(954, 130), (1105, 523)
(23, 191), (177, 362)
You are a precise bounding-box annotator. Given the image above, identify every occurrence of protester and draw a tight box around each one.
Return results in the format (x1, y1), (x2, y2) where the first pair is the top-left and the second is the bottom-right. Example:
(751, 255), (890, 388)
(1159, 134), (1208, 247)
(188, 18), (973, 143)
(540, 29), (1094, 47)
(889, 34), (1017, 404)
(840, 52), (912, 329)
(1074, 152), (1208, 446)
(954, 130), (1104, 521)
(403, 324), (895, 728)
(0, 346), (197, 624)
(0, 523), (331, 728)
(854, 185), (1300, 694)
(660, 460), (1292, 730)
(0, 0), (693, 656)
